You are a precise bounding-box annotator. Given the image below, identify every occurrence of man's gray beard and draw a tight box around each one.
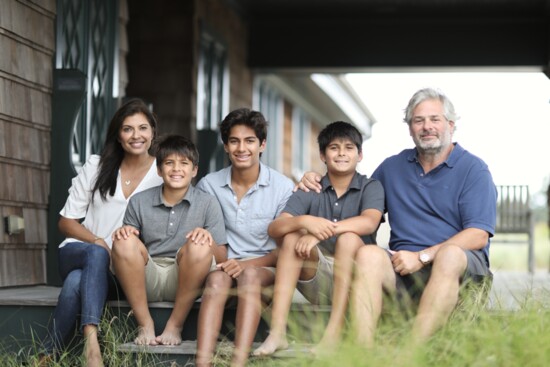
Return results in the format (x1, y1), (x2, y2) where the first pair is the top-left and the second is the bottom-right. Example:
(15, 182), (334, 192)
(417, 144), (443, 155)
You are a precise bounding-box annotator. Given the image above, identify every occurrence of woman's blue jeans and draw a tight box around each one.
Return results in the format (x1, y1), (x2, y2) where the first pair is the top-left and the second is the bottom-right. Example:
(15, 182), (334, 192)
(43, 242), (110, 354)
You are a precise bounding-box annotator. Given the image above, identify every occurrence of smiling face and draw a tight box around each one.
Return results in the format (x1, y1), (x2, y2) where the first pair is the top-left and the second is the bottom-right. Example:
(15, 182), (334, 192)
(321, 138), (362, 176)
(224, 124), (266, 171)
(118, 113), (154, 157)
(409, 99), (455, 155)
(157, 153), (197, 191)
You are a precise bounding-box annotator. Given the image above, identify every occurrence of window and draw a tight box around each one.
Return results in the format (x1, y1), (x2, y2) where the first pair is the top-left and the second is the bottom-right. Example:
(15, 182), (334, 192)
(197, 31), (229, 131)
(291, 108), (310, 180)
(56, 0), (118, 167)
(196, 28), (229, 174)
(253, 79), (283, 171)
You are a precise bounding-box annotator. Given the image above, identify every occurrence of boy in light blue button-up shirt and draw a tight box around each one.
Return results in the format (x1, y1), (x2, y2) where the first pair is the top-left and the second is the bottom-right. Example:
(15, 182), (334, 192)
(195, 108), (293, 367)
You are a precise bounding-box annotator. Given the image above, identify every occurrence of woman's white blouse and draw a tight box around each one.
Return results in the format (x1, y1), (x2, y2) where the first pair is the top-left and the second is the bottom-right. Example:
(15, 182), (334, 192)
(59, 155), (162, 249)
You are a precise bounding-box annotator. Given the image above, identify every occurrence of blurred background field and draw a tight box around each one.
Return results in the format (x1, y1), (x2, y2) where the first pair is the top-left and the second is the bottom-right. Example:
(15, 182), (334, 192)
(376, 221), (550, 273)
(490, 222), (550, 272)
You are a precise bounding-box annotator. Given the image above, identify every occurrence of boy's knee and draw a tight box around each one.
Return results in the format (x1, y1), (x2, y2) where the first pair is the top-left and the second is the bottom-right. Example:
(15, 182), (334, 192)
(205, 271), (232, 290)
(337, 232), (361, 243)
(237, 267), (261, 286)
(281, 232), (301, 251)
(335, 232), (363, 252)
(112, 235), (136, 256)
(179, 242), (212, 264)
(355, 246), (386, 267)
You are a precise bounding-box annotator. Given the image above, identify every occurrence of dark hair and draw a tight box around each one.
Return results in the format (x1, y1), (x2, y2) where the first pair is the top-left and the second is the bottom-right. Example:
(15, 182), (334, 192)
(92, 98), (158, 200)
(219, 108), (268, 144)
(318, 121), (363, 154)
(155, 135), (199, 167)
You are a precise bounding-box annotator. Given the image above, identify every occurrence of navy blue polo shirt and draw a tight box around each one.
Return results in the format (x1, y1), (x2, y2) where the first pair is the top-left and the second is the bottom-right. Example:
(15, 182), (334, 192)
(283, 171), (385, 254)
(372, 143), (496, 263)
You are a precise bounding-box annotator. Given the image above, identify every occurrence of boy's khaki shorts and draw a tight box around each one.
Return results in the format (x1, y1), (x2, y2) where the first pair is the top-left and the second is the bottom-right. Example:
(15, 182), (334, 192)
(145, 255), (216, 302)
(296, 248), (334, 305)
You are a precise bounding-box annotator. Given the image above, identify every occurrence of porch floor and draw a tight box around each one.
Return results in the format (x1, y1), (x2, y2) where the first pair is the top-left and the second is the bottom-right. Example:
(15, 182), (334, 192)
(1, 270), (548, 310)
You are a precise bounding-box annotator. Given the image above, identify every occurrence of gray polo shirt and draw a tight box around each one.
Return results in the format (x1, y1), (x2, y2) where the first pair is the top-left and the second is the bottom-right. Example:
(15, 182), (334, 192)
(196, 162), (293, 258)
(123, 184), (227, 258)
(284, 171), (384, 254)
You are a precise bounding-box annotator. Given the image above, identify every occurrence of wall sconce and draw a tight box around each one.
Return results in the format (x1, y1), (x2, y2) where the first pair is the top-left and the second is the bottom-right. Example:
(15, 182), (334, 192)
(4, 215), (25, 235)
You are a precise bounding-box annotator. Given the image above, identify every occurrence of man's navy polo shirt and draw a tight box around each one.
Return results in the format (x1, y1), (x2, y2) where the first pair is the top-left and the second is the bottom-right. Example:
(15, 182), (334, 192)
(372, 143), (496, 263)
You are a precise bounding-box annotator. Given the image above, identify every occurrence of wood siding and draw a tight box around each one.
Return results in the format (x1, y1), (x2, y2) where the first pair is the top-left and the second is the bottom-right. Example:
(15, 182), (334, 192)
(0, 0), (56, 287)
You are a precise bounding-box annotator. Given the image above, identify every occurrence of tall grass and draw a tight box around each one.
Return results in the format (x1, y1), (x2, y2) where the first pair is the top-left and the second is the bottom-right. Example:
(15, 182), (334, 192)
(1, 289), (549, 366)
(1, 224), (549, 366)
(248, 287), (550, 367)
(0, 307), (164, 366)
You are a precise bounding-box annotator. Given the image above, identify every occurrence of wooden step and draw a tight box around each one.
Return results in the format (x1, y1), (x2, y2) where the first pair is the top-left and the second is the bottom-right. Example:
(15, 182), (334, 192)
(117, 340), (314, 366)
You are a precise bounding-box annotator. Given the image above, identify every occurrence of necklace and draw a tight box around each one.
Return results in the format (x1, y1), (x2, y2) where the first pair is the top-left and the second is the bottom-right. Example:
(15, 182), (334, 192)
(124, 180), (131, 186)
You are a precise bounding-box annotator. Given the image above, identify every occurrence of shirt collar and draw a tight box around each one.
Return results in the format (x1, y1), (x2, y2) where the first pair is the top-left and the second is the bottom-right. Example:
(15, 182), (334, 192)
(222, 162), (270, 188)
(407, 142), (463, 168)
(153, 184), (195, 207)
(320, 171), (362, 192)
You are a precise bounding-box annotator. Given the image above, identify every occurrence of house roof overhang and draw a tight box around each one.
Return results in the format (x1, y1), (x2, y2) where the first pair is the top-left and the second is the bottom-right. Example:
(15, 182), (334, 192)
(228, 0), (550, 73)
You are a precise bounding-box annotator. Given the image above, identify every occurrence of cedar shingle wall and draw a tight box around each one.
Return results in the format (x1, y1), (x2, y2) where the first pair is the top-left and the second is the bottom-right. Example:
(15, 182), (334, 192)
(0, 0), (55, 287)
(195, 0), (252, 110)
(126, 1), (195, 139)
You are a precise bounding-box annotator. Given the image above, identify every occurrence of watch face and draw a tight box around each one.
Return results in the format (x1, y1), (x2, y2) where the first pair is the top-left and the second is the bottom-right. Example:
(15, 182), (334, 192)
(420, 253), (430, 264)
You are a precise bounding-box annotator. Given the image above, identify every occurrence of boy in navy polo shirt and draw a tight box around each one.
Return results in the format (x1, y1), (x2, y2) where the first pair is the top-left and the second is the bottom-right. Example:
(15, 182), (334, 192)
(254, 121), (384, 356)
(111, 135), (227, 346)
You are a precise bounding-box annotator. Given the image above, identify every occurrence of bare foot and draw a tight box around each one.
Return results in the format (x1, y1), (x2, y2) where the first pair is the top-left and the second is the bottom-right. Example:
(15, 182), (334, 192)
(37, 354), (53, 367)
(252, 333), (289, 356)
(310, 333), (339, 357)
(135, 324), (158, 345)
(83, 325), (104, 367)
(155, 324), (182, 345)
(230, 346), (250, 367)
(85, 348), (104, 367)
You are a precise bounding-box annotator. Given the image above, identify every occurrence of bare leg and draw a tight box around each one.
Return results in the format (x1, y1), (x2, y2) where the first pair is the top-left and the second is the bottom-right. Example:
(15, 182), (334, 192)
(195, 271), (233, 367)
(231, 267), (275, 367)
(156, 241), (213, 345)
(351, 246), (396, 348)
(314, 233), (364, 352)
(253, 232), (318, 356)
(412, 245), (467, 342)
(111, 235), (156, 345)
(83, 324), (103, 367)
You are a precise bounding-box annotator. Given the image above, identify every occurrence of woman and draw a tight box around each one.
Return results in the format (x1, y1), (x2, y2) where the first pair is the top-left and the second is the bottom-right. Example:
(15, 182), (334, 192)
(41, 99), (162, 367)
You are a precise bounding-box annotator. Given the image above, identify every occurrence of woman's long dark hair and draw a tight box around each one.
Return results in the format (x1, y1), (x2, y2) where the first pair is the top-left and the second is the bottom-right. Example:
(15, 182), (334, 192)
(92, 98), (158, 201)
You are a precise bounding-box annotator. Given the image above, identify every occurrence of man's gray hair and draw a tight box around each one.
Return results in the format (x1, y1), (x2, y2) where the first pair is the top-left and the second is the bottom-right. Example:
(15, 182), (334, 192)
(403, 88), (459, 127)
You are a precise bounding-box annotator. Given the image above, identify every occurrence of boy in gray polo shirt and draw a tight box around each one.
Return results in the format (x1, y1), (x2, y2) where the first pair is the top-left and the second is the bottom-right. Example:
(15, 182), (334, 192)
(112, 135), (227, 346)
(254, 121), (384, 356)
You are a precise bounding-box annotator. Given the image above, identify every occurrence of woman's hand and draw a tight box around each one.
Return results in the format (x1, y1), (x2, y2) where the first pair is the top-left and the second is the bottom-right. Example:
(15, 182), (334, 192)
(112, 225), (140, 241)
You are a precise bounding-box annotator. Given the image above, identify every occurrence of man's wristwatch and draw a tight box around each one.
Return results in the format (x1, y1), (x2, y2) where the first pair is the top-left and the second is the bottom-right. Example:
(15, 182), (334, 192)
(418, 251), (431, 266)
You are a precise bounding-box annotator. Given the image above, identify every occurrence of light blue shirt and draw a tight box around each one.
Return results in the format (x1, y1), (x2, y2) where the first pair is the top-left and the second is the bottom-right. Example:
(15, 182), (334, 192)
(197, 162), (294, 259)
